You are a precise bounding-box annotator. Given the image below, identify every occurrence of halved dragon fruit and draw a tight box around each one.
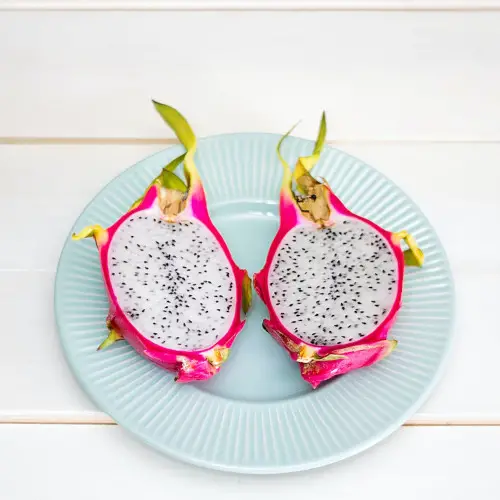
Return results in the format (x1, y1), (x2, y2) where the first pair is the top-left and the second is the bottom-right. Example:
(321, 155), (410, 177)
(254, 114), (424, 388)
(72, 102), (251, 383)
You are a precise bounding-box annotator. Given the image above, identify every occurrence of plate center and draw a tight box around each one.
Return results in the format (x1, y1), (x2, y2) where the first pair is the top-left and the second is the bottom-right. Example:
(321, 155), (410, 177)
(194, 201), (313, 402)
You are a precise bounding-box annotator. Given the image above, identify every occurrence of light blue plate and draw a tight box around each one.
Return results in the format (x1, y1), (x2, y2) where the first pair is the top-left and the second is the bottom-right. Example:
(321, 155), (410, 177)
(55, 133), (455, 474)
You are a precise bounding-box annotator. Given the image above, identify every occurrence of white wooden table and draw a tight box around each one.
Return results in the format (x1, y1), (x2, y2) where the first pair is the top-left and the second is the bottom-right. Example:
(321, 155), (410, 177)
(1, 3), (499, 498)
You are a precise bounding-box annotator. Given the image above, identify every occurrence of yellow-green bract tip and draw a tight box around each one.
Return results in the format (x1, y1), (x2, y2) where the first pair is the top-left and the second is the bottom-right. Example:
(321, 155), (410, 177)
(161, 170), (188, 192)
(242, 271), (252, 315)
(393, 231), (425, 267)
(294, 111), (327, 193)
(152, 100), (199, 187)
(97, 329), (123, 351)
(403, 248), (424, 267)
(164, 152), (186, 173)
(277, 121), (301, 192)
(152, 100), (196, 153)
(71, 225), (108, 247)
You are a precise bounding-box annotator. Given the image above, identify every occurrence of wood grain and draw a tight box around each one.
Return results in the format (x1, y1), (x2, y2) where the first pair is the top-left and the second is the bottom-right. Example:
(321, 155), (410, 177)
(1, 11), (500, 140)
(1, 425), (499, 497)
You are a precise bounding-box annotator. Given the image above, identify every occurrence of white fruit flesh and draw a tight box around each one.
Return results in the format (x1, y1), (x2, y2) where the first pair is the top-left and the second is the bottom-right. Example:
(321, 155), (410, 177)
(108, 212), (236, 351)
(268, 217), (398, 346)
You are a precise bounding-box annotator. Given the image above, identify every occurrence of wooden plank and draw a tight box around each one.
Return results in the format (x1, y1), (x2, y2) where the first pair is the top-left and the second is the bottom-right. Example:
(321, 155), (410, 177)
(1, 11), (500, 140)
(0, 425), (498, 496)
(0, 142), (497, 420)
(0, 145), (151, 271)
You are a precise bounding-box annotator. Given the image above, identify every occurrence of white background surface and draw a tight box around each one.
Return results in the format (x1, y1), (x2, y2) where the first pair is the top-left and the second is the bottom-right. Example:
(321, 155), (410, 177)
(1, 3), (499, 498)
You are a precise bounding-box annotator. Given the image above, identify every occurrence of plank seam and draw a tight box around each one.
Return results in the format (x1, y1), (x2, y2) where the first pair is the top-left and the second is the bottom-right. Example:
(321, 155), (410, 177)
(1, 420), (500, 426)
(2, 138), (500, 146)
(2, 2), (500, 12)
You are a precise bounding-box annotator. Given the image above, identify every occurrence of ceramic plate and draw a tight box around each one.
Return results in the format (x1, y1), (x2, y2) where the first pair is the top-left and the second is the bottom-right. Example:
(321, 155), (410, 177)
(55, 133), (455, 474)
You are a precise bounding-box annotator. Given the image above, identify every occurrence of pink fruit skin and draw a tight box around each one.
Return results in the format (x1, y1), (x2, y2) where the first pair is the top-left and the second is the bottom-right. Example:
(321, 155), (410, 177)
(92, 183), (247, 383)
(254, 186), (404, 388)
(298, 340), (397, 389)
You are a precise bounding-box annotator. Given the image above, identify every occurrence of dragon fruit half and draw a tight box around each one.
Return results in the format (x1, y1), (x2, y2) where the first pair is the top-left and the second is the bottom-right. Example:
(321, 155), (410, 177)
(72, 102), (251, 383)
(254, 114), (424, 388)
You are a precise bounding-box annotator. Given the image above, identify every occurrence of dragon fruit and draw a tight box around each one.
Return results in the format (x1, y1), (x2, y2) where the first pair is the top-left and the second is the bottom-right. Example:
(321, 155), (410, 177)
(72, 101), (251, 383)
(254, 114), (424, 388)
